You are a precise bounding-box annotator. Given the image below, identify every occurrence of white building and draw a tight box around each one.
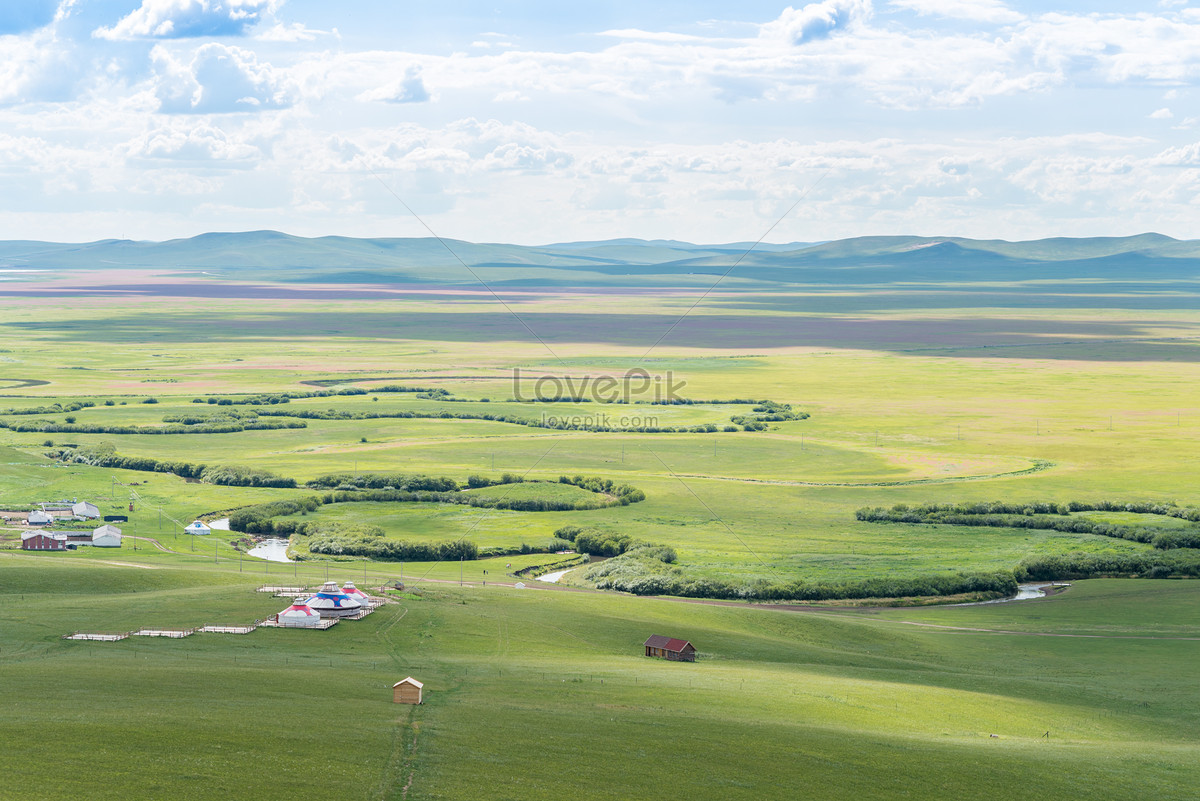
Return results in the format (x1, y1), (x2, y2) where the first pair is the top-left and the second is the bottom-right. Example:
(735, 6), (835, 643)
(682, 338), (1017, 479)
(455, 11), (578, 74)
(91, 524), (122, 548)
(185, 521), (211, 536)
(28, 510), (54, 525)
(72, 501), (100, 519)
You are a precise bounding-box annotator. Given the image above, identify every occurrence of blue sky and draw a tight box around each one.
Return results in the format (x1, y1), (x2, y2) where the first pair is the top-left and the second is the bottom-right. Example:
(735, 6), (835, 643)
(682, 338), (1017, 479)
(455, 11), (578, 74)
(2, 0), (1200, 243)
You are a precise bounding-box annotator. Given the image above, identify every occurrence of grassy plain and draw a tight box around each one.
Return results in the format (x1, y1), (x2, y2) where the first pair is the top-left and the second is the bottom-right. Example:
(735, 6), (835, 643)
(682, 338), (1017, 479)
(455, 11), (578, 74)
(1, 559), (1197, 800)
(1, 272), (1199, 798)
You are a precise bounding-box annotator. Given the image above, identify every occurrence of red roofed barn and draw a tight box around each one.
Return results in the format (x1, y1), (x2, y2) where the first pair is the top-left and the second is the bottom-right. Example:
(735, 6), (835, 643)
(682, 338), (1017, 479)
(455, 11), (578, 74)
(643, 635), (696, 662)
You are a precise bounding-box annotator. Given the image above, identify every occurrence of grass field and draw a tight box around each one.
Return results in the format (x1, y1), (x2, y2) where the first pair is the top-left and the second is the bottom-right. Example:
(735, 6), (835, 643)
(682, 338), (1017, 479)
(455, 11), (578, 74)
(1, 559), (1196, 800)
(2, 272), (1199, 798)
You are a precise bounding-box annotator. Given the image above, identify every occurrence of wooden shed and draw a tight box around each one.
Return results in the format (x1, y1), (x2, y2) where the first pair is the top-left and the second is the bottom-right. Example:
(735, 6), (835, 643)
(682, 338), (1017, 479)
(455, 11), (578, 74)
(393, 677), (424, 704)
(643, 635), (697, 662)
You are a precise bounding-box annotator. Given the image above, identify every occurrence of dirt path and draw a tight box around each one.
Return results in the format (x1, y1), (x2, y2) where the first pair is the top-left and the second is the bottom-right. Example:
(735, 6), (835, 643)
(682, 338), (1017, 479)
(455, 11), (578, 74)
(654, 459), (1054, 488)
(898, 621), (1200, 641)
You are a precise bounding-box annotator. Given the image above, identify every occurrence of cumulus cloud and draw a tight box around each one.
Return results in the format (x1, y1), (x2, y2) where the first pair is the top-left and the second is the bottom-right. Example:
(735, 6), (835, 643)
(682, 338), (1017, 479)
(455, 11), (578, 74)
(94, 0), (277, 40)
(358, 66), (431, 104)
(152, 42), (293, 113)
(762, 0), (872, 45)
(126, 123), (260, 163)
(1152, 141), (1200, 166)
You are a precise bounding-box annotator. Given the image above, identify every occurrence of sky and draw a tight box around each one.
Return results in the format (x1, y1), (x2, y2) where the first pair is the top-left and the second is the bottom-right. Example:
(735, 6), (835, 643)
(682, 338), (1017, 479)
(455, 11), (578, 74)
(3, 0), (1200, 244)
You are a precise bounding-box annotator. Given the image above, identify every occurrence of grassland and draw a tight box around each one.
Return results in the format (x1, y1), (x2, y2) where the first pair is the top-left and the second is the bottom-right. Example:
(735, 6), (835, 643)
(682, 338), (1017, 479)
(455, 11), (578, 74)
(1, 258), (1199, 798)
(1, 559), (1197, 800)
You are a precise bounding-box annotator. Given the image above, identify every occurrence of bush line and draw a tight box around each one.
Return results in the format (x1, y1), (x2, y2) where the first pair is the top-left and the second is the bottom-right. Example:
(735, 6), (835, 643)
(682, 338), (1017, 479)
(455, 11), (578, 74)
(857, 500), (1200, 550)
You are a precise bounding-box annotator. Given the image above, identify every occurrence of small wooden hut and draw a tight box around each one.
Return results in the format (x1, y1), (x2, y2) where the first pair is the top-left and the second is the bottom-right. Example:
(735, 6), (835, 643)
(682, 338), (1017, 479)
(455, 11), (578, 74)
(643, 635), (697, 662)
(393, 677), (424, 704)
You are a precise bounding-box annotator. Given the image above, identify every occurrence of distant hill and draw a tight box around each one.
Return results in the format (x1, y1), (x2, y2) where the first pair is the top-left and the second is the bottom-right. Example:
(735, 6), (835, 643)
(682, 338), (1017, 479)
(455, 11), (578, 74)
(1, 230), (1199, 288)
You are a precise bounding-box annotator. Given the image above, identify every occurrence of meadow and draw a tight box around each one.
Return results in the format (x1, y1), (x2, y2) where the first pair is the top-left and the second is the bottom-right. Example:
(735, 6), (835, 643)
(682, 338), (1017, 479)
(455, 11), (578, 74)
(1, 255), (1199, 798)
(1, 558), (1196, 800)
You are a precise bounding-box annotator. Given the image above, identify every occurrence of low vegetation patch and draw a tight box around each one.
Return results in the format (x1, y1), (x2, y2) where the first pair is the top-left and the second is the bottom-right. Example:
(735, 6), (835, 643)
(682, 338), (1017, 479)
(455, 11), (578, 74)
(53, 442), (298, 487)
(583, 546), (1017, 601)
(858, 500), (1200, 550)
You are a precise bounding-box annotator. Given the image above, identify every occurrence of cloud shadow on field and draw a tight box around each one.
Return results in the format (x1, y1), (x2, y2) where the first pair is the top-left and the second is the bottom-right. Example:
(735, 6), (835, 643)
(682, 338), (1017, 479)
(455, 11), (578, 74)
(5, 311), (1200, 361)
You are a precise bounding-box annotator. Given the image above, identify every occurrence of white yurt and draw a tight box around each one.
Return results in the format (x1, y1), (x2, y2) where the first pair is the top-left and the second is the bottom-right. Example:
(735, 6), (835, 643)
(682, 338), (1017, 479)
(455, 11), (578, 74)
(185, 520), (211, 536)
(276, 602), (323, 628)
(91, 524), (122, 547)
(302, 581), (363, 618)
(341, 582), (372, 607)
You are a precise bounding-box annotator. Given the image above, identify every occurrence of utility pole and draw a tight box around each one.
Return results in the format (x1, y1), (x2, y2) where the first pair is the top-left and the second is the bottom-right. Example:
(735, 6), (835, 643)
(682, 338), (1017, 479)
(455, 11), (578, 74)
(460, 556), (464, 586)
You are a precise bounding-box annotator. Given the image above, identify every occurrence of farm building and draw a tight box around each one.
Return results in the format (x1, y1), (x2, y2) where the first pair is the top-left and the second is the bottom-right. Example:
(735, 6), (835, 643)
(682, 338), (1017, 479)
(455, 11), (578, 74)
(22, 531), (67, 551)
(72, 501), (100, 519)
(274, 602), (323, 628)
(92, 524), (122, 547)
(185, 521), (211, 536)
(27, 510), (54, 526)
(393, 677), (423, 704)
(303, 582), (363, 618)
(643, 635), (697, 662)
(61, 531), (96, 546)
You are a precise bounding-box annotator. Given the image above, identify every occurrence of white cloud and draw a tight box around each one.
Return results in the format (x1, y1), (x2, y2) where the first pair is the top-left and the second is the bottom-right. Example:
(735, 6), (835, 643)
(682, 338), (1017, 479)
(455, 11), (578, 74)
(125, 122), (260, 163)
(358, 66), (431, 104)
(257, 22), (331, 43)
(1152, 141), (1200, 166)
(1151, 107), (1174, 119)
(762, 0), (872, 45)
(152, 42), (294, 113)
(94, 0), (278, 41)
(889, 0), (1024, 24)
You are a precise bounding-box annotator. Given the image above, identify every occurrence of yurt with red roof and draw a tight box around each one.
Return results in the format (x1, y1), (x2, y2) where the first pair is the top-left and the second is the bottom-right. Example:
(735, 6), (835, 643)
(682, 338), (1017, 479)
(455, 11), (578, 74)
(341, 582), (372, 607)
(276, 601), (323, 628)
(303, 581), (362, 618)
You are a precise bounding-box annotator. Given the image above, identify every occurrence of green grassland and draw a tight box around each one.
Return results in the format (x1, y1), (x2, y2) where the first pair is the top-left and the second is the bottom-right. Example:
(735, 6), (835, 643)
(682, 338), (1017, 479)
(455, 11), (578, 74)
(1, 291), (1198, 588)
(1, 560), (1196, 800)
(2, 263), (1200, 798)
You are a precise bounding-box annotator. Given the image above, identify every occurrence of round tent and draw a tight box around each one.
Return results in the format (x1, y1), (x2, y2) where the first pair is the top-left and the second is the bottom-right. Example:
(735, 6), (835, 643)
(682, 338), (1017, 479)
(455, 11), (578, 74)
(185, 521), (211, 536)
(276, 602), (323, 628)
(302, 582), (362, 618)
(340, 582), (372, 606)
